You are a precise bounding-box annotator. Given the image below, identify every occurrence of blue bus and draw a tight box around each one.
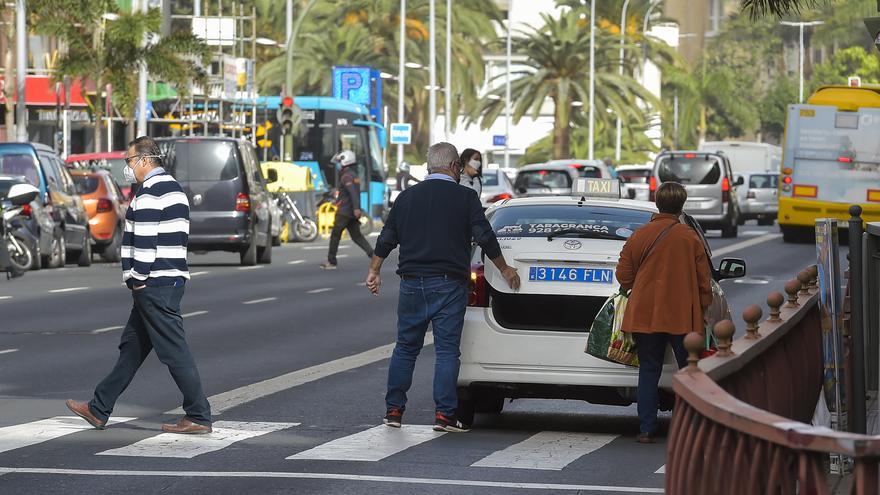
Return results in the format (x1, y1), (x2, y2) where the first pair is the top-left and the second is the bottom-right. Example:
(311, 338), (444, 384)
(258, 96), (388, 227)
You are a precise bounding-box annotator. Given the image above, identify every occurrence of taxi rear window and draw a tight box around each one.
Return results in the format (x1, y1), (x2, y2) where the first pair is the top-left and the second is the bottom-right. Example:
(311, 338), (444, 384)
(515, 170), (572, 190)
(490, 205), (652, 240)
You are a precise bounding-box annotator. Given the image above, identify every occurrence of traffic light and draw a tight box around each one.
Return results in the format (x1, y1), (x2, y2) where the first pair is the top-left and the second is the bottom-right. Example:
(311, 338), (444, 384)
(277, 95), (297, 135)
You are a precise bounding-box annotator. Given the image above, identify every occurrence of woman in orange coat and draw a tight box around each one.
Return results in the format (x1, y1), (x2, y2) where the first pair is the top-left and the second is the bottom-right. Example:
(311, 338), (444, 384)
(615, 182), (713, 443)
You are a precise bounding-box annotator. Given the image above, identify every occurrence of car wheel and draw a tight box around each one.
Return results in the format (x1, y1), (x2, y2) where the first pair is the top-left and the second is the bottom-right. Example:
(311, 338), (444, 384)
(48, 231), (65, 268)
(781, 225), (808, 243)
(455, 387), (476, 426)
(258, 227), (273, 264)
(240, 227), (258, 266)
(272, 235), (281, 247)
(77, 232), (92, 267)
(758, 216), (775, 227)
(101, 227), (122, 263)
(721, 220), (738, 238)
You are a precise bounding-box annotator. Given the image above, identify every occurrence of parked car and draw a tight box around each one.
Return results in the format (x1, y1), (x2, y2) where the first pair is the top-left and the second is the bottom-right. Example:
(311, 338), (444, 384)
(514, 160), (612, 197)
(158, 137), (275, 266)
(0, 143), (91, 268)
(615, 164), (653, 201)
(479, 168), (516, 208)
(652, 151), (743, 238)
(69, 170), (128, 262)
(735, 172), (779, 226)
(65, 152), (131, 199)
(458, 180), (743, 423)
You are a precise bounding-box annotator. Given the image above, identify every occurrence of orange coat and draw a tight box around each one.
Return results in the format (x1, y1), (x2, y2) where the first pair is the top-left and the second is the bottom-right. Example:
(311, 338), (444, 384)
(615, 213), (713, 335)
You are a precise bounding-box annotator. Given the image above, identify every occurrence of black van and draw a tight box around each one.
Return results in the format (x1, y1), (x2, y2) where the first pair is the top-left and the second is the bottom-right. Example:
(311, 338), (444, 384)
(159, 137), (275, 266)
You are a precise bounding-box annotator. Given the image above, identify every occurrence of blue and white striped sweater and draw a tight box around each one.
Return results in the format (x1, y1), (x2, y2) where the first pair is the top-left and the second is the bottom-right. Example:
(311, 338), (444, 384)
(122, 172), (190, 287)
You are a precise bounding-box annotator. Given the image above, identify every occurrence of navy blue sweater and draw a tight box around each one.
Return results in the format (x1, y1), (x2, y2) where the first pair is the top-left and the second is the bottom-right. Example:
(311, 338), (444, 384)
(374, 178), (502, 279)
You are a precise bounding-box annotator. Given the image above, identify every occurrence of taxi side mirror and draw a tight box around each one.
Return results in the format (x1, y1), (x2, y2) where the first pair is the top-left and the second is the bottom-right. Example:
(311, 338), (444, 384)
(717, 258), (746, 280)
(266, 168), (279, 184)
(516, 187), (527, 195)
(626, 187), (636, 200)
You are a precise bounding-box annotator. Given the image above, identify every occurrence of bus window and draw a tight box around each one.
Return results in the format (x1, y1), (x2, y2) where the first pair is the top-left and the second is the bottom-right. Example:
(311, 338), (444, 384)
(367, 129), (385, 182)
(338, 128), (369, 185)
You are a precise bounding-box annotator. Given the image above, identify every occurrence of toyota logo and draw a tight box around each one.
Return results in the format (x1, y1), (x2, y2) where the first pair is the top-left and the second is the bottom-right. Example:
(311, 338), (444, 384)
(563, 240), (582, 250)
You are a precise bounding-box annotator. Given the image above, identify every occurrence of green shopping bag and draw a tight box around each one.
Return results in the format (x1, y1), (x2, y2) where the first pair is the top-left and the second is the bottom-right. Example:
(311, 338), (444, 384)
(584, 290), (639, 367)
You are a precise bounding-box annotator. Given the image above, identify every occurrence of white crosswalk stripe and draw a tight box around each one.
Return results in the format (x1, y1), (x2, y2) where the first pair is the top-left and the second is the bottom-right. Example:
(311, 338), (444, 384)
(287, 425), (444, 462)
(97, 421), (299, 459)
(0, 416), (136, 455)
(471, 431), (618, 470)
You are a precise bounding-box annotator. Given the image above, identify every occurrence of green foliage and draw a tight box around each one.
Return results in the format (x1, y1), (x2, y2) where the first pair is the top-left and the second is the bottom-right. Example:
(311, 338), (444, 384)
(759, 75), (797, 142)
(810, 46), (880, 89)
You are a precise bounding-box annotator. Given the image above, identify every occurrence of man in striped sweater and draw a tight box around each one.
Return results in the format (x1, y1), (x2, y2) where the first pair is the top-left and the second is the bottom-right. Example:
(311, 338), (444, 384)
(66, 136), (212, 434)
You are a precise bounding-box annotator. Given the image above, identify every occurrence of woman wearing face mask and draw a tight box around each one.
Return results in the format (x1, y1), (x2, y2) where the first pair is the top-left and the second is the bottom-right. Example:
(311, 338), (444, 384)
(458, 148), (483, 198)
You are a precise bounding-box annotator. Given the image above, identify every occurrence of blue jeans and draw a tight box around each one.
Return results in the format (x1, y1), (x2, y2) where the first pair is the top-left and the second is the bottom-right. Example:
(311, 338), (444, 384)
(633, 333), (688, 436)
(90, 284), (212, 426)
(386, 276), (467, 416)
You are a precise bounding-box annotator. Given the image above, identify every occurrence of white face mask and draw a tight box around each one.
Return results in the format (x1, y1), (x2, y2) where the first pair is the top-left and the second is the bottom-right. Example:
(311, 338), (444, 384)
(123, 163), (137, 183)
(469, 160), (481, 174)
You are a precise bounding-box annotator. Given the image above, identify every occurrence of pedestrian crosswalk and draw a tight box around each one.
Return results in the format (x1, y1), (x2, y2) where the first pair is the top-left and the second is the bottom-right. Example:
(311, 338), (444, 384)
(0, 416), (651, 473)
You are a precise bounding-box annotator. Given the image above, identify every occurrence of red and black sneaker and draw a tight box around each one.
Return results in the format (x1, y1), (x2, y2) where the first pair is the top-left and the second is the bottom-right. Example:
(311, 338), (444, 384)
(383, 408), (403, 428)
(433, 412), (470, 432)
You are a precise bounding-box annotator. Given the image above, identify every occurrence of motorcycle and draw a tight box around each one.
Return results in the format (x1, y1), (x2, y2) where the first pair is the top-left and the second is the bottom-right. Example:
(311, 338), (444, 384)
(1, 183), (40, 278)
(276, 193), (319, 242)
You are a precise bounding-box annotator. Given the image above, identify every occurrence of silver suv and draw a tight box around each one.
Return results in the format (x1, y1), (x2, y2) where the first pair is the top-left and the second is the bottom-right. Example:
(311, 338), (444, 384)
(652, 151), (743, 238)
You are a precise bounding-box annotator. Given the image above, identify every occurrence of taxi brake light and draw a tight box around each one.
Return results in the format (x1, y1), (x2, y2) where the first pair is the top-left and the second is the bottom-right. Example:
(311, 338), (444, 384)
(468, 264), (488, 307)
(487, 193), (512, 203)
(684, 153), (696, 159)
(838, 157), (853, 163)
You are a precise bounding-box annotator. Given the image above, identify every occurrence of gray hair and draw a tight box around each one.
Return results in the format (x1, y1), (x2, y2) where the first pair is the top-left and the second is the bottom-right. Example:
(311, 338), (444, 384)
(427, 142), (459, 172)
(128, 136), (163, 168)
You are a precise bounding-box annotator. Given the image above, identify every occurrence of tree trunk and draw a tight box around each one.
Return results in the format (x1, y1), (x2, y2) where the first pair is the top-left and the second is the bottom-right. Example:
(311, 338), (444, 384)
(552, 91), (571, 159)
(698, 104), (707, 147)
(92, 79), (103, 153)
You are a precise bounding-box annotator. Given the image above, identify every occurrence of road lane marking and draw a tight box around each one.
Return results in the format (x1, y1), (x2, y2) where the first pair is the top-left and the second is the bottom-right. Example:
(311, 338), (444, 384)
(655, 465), (665, 474)
(337, 254), (349, 259)
(91, 326), (124, 335)
(190, 271), (209, 277)
(0, 349), (18, 355)
(0, 467), (664, 492)
(711, 233), (782, 258)
(307, 288), (333, 294)
(368, 232), (379, 237)
(288, 425), (443, 462)
(0, 296), (11, 301)
(238, 266), (264, 271)
(243, 297), (277, 305)
(471, 431), (618, 470)
(302, 245), (348, 251)
(288, 260), (305, 265)
(48, 287), (89, 293)
(97, 421), (299, 459)
(0, 417), (136, 455)
(168, 334), (435, 415)
(182, 311), (209, 318)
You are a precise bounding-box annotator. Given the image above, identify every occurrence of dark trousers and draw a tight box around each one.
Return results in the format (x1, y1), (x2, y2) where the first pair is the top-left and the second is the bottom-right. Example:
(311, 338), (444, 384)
(89, 284), (211, 426)
(386, 276), (467, 416)
(633, 332), (688, 435)
(327, 213), (374, 264)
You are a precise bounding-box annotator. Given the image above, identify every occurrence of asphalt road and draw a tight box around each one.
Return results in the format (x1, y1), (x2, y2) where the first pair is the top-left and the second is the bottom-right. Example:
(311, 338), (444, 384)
(0, 223), (823, 494)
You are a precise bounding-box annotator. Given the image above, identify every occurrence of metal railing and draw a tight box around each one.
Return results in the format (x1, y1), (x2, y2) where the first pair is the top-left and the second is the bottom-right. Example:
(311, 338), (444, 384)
(666, 266), (880, 494)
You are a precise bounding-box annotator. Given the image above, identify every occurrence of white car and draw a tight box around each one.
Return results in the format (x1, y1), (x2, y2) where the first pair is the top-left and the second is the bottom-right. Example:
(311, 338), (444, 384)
(615, 164), (653, 202)
(458, 179), (743, 423)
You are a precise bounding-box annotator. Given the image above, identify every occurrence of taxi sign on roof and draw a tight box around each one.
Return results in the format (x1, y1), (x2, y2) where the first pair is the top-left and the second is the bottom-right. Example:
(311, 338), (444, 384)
(572, 178), (621, 199)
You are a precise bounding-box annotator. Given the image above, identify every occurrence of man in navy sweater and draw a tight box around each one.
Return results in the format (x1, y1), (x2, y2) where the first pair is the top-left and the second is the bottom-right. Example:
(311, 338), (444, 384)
(366, 142), (520, 432)
(66, 136), (211, 434)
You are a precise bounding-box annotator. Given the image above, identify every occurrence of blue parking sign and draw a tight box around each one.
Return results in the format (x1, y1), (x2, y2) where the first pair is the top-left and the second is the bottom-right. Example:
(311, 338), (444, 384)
(493, 135), (507, 146)
(389, 123), (412, 145)
(332, 67), (372, 106)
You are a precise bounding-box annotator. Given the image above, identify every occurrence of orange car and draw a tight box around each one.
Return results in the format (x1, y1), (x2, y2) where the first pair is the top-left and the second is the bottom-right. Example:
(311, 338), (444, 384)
(69, 170), (128, 262)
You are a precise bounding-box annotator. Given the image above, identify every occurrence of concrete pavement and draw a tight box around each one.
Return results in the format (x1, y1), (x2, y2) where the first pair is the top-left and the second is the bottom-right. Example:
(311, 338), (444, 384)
(0, 224), (819, 493)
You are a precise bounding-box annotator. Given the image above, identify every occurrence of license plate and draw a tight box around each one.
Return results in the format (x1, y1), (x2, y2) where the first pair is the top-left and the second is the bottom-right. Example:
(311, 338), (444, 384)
(685, 200), (703, 209)
(528, 266), (613, 283)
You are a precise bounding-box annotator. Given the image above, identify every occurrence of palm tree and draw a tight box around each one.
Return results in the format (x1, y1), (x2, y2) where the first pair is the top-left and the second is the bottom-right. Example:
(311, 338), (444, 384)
(30, 0), (210, 151)
(472, 11), (660, 159)
(741, 0), (822, 18)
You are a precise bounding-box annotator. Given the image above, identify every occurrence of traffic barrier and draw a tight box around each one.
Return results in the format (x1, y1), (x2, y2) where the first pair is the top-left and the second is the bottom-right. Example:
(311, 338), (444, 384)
(665, 265), (880, 495)
(317, 203), (337, 237)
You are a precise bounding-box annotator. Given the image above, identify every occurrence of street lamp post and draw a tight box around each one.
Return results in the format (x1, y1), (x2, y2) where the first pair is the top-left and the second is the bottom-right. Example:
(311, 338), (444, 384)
(398, 0), (406, 167)
(504, 1), (512, 168)
(614, 0), (630, 163)
(588, 0), (595, 161)
(136, 0), (149, 137)
(779, 21), (824, 103)
(445, 0), (452, 141)
(15, 0), (27, 142)
(429, 0), (437, 144)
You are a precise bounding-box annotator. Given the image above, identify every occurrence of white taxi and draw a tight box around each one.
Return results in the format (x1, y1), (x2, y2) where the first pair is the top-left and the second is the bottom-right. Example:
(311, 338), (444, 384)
(458, 178), (746, 423)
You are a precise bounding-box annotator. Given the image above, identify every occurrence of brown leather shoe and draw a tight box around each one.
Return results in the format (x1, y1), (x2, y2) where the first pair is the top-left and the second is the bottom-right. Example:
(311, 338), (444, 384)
(65, 400), (106, 430)
(161, 417), (212, 434)
(636, 433), (655, 444)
